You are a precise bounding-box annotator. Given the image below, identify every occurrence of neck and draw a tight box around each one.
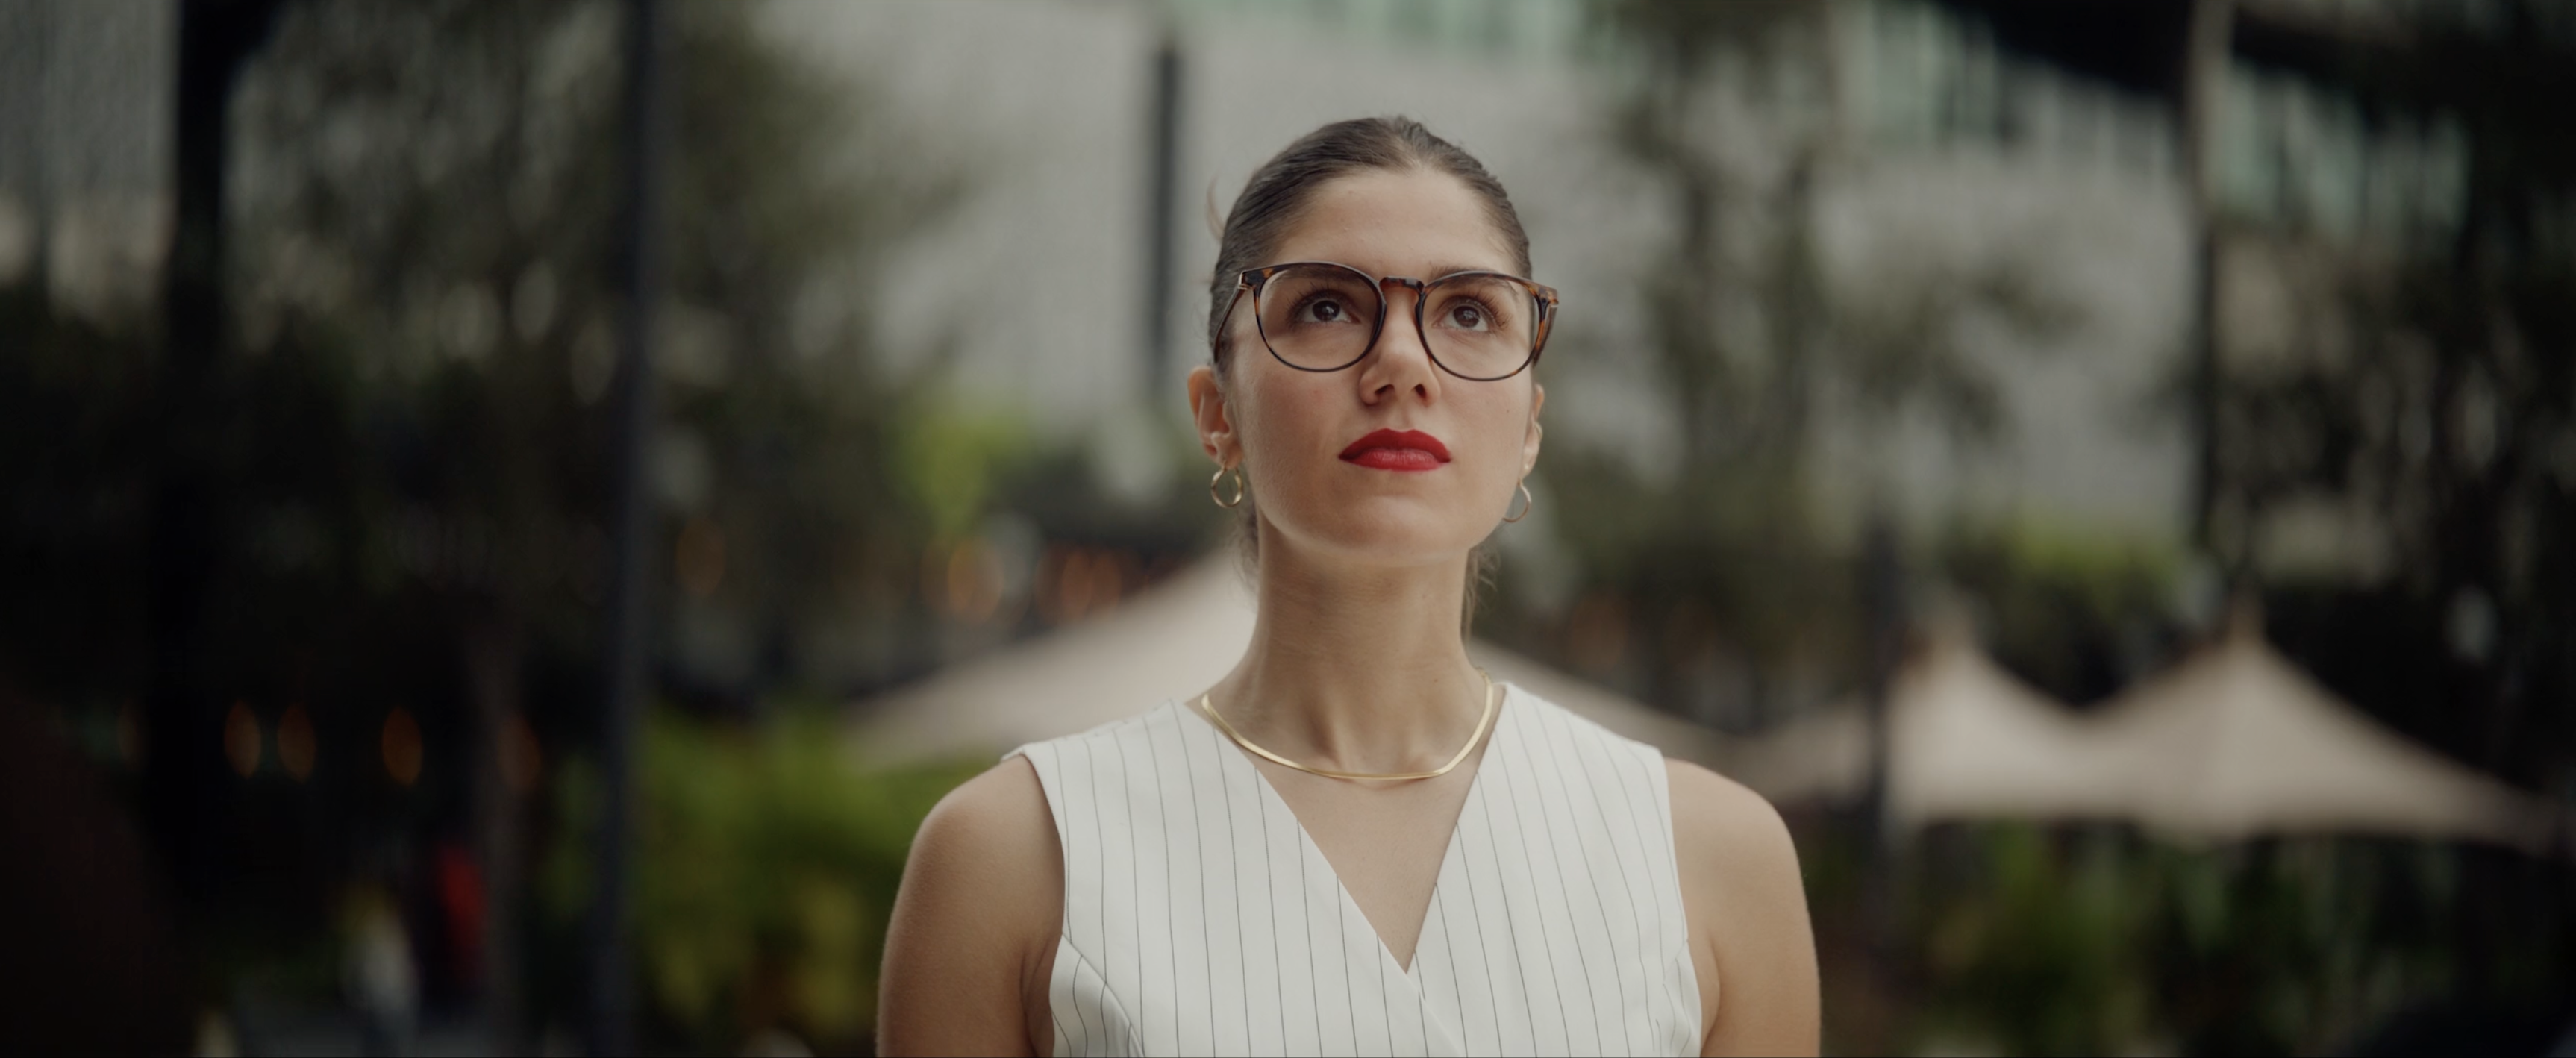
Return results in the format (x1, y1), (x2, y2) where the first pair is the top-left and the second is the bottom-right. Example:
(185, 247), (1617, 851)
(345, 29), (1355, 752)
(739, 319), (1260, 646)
(1207, 530), (1489, 774)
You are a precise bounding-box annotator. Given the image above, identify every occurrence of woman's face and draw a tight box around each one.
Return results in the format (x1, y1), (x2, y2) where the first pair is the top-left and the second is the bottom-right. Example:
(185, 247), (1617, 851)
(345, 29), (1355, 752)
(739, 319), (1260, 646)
(1192, 167), (1544, 571)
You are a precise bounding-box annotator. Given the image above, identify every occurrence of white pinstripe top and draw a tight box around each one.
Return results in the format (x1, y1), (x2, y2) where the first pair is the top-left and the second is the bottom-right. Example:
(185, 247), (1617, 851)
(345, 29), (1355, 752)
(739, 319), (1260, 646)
(1010, 683), (1704, 1057)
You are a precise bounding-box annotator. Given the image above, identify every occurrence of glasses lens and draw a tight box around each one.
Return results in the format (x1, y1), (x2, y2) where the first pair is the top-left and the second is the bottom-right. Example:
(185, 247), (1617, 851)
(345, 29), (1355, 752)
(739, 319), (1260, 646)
(1422, 273), (1538, 379)
(1255, 264), (1381, 370)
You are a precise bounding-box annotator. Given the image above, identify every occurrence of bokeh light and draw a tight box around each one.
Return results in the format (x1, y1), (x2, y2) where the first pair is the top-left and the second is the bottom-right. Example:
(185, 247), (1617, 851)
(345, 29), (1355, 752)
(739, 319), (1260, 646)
(222, 701), (261, 779)
(1037, 545), (1131, 625)
(380, 708), (422, 789)
(675, 515), (726, 601)
(501, 712), (542, 797)
(276, 704), (316, 783)
(942, 539), (1006, 622)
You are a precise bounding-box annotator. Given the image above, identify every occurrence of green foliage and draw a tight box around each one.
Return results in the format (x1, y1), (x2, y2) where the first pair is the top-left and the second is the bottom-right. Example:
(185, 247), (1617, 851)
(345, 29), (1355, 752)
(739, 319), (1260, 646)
(2192, 0), (2576, 792)
(1897, 825), (2548, 1056)
(1481, 0), (2088, 719)
(1913, 827), (2157, 1054)
(543, 710), (984, 1052)
(894, 398), (1035, 543)
(225, 0), (974, 692)
(1936, 516), (2186, 703)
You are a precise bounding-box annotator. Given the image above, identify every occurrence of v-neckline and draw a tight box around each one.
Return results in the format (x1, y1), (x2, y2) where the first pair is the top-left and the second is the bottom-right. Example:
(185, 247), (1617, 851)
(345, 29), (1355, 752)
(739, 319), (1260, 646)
(1176, 684), (1516, 980)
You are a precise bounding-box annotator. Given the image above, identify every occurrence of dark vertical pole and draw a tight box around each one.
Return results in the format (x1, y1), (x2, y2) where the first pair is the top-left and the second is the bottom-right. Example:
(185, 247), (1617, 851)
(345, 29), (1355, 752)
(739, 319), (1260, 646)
(1142, 33), (1183, 398)
(25, 0), (54, 297)
(587, 0), (666, 1053)
(2181, 0), (2230, 561)
(147, 0), (278, 910)
(1857, 507), (1903, 1009)
(1859, 515), (1901, 829)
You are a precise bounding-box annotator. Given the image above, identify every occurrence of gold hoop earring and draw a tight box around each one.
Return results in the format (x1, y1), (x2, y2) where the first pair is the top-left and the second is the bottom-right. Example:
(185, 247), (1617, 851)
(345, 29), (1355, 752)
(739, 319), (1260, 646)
(1502, 481), (1532, 523)
(1210, 464), (1246, 509)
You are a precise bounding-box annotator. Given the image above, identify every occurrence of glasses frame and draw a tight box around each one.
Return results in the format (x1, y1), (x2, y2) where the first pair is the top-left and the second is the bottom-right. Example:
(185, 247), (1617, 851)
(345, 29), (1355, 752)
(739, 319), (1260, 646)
(1227, 261), (1560, 381)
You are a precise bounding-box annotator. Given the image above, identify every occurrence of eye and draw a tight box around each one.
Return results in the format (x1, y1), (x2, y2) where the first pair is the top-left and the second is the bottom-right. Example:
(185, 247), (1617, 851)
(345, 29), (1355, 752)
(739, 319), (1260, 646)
(1442, 301), (1492, 331)
(1294, 296), (1354, 325)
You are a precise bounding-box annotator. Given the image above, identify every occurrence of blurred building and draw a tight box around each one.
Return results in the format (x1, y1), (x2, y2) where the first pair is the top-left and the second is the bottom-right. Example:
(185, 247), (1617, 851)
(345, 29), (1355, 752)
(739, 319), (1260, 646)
(0, 0), (2512, 604)
(0, 0), (175, 316)
(0, 0), (2311, 576)
(770, 0), (2200, 559)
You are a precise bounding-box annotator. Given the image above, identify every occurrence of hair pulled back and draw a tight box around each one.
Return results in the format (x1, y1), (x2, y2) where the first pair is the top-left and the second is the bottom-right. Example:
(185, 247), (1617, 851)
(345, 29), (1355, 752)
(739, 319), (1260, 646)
(1206, 116), (1532, 372)
(1205, 118), (1531, 622)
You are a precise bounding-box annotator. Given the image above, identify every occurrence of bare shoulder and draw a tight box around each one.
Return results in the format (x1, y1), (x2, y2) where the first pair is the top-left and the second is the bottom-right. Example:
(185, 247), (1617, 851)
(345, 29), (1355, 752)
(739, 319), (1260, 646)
(1663, 759), (1799, 880)
(1663, 759), (1819, 1057)
(898, 754), (1063, 948)
(915, 754), (1060, 883)
(878, 755), (1063, 1056)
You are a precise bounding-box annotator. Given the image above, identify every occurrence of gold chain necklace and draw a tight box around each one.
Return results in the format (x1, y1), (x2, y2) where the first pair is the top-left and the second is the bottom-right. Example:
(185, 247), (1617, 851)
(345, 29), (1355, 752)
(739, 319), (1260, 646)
(1194, 669), (1498, 782)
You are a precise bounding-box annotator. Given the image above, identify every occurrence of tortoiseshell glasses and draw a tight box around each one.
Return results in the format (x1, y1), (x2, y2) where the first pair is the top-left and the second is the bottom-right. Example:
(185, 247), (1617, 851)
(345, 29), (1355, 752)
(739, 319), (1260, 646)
(1228, 261), (1559, 381)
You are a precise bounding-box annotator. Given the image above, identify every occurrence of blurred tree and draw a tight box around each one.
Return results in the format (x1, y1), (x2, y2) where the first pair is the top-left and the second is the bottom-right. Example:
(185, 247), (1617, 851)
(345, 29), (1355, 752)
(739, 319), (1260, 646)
(1555, 3), (2576, 1055)
(228, 0), (967, 701)
(539, 712), (981, 1053)
(219, 0), (965, 1037)
(1904, 826), (2522, 1056)
(1910, 826), (2157, 1054)
(1, 0), (969, 1045)
(2194, 9), (2576, 1034)
(2197, 1), (2576, 796)
(1934, 518), (2184, 704)
(1540, 1), (2075, 725)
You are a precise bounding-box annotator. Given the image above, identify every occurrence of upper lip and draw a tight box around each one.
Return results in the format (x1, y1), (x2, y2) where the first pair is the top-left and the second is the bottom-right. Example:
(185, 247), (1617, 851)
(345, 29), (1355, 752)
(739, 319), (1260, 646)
(1339, 428), (1451, 463)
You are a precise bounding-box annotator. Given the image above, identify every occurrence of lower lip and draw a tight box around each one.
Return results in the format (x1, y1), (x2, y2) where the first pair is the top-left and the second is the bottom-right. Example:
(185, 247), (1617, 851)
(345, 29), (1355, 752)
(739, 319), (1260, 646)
(1343, 448), (1445, 472)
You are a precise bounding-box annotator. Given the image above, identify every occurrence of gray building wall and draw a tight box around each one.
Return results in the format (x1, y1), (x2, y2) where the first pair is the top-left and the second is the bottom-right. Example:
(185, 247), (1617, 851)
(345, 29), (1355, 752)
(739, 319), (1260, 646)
(765, 0), (2196, 545)
(0, 0), (175, 310)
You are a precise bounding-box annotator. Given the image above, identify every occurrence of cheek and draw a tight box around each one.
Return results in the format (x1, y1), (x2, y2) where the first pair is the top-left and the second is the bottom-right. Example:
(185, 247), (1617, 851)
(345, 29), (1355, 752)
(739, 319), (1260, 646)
(1463, 392), (1536, 472)
(1232, 373), (1332, 462)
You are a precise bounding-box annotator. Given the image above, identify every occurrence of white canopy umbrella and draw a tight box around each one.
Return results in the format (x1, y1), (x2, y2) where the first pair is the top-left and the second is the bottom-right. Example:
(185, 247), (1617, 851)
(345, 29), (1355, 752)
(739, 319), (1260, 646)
(1716, 701), (1869, 807)
(1634, 627), (2124, 824)
(2087, 625), (2559, 851)
(1730, 620), (2563, 854)
(1881, 628), (2137, 829)
(844, 558), (1727, 769)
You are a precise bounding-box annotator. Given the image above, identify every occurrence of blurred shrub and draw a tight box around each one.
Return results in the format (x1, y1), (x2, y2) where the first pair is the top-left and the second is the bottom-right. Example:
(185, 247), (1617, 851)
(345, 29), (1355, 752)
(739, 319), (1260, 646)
(1910, 826), (2157, 1054)
(1897, 824), (2558, 1056)
(895, 397), (1034, 543)
(1936, 517), (2186, 705)
(542, 709), (983, 1052)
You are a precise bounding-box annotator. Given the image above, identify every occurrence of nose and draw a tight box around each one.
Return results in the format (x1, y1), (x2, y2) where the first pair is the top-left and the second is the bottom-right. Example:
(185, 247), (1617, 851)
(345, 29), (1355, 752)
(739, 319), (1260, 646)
(1357, 278), (1439, 405)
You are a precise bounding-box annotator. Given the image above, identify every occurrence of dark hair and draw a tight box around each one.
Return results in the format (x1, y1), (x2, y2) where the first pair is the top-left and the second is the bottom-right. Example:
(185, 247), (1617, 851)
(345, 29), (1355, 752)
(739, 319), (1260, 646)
(1207, 117), (1530, 626)
(1206, 116), (1533, 372)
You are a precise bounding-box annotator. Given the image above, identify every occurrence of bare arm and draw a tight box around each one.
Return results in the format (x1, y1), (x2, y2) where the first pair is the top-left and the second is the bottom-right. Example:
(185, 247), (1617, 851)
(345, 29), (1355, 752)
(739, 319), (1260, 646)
(878, 756), (1063, 1057)
(1668, 760), (1821, 1057)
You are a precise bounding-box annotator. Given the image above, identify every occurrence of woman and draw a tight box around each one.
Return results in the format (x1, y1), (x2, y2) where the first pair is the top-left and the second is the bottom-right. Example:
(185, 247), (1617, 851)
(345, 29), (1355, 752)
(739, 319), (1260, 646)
(879, 117), (1818, 1057)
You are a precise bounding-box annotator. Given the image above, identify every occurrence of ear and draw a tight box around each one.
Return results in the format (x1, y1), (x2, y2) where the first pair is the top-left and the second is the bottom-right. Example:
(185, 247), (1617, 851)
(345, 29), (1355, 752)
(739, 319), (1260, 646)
(1187, 365), (1239, 466)
(1520, 382), (1546, 477)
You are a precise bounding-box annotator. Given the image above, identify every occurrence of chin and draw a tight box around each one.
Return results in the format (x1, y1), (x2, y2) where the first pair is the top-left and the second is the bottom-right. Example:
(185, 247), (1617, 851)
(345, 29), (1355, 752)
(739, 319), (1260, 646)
(1278, 509), (1484, 570)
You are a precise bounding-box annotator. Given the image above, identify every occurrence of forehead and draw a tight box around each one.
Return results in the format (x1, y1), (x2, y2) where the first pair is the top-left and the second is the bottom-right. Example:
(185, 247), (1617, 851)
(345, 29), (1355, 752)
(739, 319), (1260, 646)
(1265, 168), (1520, 278)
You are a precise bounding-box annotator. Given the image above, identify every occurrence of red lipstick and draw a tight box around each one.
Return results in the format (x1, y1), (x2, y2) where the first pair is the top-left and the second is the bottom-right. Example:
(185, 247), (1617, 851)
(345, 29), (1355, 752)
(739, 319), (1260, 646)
(1339, 428), (1451, 472)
